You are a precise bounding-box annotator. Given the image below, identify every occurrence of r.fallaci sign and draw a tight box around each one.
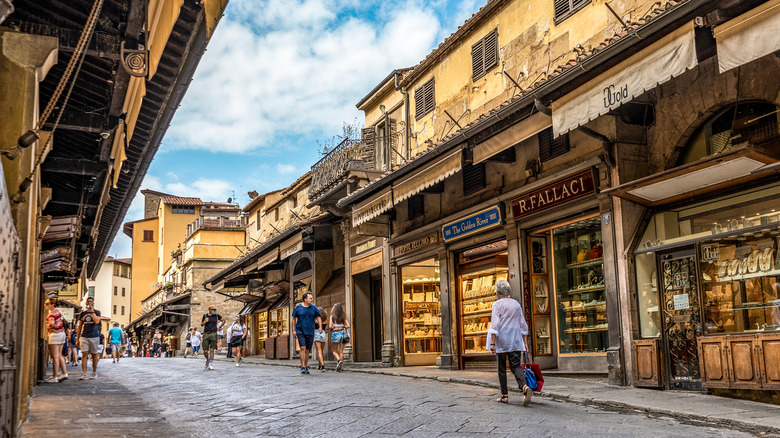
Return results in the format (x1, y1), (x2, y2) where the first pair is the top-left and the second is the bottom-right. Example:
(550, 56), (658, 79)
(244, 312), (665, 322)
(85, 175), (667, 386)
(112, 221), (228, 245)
(442, 205), (502, 243)
(511, 169), (596, 219)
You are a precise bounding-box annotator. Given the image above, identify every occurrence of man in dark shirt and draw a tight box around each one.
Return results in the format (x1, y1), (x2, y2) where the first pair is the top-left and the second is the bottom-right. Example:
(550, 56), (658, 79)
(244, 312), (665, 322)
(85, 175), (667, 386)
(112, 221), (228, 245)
(130, 333), (139, 357)
(76, 297), (102, 380)
(291, 292), (321, 374)
(200, 305), (223, 370)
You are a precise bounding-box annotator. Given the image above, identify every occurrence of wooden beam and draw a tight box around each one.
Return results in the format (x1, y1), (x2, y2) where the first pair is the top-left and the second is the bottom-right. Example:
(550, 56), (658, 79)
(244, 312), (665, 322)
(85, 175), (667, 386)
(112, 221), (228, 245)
(42, 158), (107, 176)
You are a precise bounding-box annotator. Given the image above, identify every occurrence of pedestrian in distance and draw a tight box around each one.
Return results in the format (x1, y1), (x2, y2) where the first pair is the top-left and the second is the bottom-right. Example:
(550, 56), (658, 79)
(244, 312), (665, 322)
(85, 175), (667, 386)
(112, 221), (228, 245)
(190, 327), (202, 358)
(225, 322), (233, 359)
(201, 305), (223, 370)
(108, 322), (125, 363)
(292, 292), (322, 374)
(44, 298), (68, 383)
(152, 329), (162, 357)
(76, 296), (102, 380)
(216, 325), (224, 352)
(61, 319), (70, 367)
(313, 306), (328, 371)
(487, 279), (533, 407)
(98, 332), (105, 358)
(161, 333), (169, 358)
(68, 323), (79, 366)
(228, 316), (246, 367)
(142, 342), (149, 358)
(184, 329), (193, 358)
(329, 302), (350, 372)
(130, 332), (139, 358)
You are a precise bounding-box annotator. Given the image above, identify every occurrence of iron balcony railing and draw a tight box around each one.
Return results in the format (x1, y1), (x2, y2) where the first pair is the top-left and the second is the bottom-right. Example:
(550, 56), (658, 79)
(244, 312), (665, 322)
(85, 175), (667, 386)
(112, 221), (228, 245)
(309, 137), (373, 201)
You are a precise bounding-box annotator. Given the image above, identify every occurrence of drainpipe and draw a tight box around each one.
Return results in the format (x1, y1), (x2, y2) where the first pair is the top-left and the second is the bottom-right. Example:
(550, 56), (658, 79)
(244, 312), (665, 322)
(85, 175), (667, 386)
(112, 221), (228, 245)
(395, 72), (410, 160)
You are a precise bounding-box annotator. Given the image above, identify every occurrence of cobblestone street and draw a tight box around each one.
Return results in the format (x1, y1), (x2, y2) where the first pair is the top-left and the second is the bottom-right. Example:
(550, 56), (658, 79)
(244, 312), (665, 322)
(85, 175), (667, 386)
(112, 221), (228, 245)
(23, 358), (760, 437)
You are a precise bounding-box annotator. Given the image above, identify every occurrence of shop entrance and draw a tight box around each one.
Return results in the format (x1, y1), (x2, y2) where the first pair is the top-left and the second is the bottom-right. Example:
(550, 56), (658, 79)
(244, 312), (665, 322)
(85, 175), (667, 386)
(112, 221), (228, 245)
(352, 268), (383, 362)
(658, 248), (702, 390)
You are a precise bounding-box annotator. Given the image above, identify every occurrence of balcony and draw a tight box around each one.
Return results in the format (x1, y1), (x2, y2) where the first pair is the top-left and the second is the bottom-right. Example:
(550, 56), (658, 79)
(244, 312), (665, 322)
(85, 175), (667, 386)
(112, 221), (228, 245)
(186, 215), (244, 240)
(142, 283), (187, 314)
(309, 138), (373, 202)
(183, 243), (245, 263)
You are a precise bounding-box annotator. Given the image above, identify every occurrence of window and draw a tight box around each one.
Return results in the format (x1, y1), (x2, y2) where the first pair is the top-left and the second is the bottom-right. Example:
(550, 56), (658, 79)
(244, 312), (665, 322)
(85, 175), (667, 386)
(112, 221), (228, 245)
(273, 208), (279, 222)
(113, 286), (117, 296)
(472, 28), (499, 80)
(122, 287), (125, 297)
(113, 305), (117, 314)
(462, 162), (486, 196)
(256, 210), (262, 231)
(538, 127), (570, 162)
(414, 78), (435, 119)
(143, 230), (153, 241)
(121, 306), (125, 316)
(408, 195), (425, 220)
(553, 0), (590, 23)
(172, 205), (195, 214)
(88, 286), (95, 298)
(291, 197), (298, 209)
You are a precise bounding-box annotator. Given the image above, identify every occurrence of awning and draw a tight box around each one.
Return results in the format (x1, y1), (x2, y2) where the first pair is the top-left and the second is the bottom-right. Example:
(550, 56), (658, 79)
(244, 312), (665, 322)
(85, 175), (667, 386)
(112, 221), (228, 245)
(280, 232), (303, 260)
(239, 300), (263, 316)
(603, 147), (779, 206)
(253, 248), (279, 271)
(714, 0), (780, 73)
(393, 150), (462, 204)
(552, 22), (697, 138)
(473, 112), (551, 164)
(269, 294), (290, 311)
(352, 187), (393, 227)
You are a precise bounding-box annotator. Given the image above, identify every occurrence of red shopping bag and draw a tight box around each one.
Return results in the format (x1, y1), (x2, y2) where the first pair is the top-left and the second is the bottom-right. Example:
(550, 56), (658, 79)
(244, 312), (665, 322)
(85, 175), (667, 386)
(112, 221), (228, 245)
(521, 352), (544, 392)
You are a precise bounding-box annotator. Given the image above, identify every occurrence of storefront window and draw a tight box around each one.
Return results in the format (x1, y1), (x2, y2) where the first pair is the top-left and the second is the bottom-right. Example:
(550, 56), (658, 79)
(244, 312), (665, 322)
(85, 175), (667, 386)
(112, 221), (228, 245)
(529, 236), (552, 355)
(699, 235), (780, 334)
(256, 312), (268, 355)
(400, 258), (441, 365)
(458, 241), (508, 365)
(635, 252), (661, 338)
(269, 307), (289, 337)
(552, 216), (607, 354)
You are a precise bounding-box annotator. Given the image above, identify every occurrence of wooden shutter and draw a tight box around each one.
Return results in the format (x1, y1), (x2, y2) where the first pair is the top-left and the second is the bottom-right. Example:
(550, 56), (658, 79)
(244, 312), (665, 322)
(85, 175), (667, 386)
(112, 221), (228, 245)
(361, 127), (376, 169)
(462, 162), (486, 196)
(143, 230), (153, 241)
(538, 127), (570, 162)
(472, 39), (485, 80)
(388, 119), (399, 162)
(414, 78), (436, 119)
(554, 0), (590, 22)
(484, 29), (498, 72)
(407, 194), (425, 220)
(415, 84), (426, 119)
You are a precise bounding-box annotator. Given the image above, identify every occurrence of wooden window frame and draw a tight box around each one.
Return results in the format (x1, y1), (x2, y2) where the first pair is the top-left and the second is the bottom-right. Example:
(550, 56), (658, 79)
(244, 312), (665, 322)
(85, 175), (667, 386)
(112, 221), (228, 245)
(472, 28), (499, 81)
(554, 0), (591, 24)
(143, 230), (153, 241)
(414, 78), (435, 119)
(538, 127), (570, 162)
(407, 194), (425, 221)
(462, 162), (487, 196)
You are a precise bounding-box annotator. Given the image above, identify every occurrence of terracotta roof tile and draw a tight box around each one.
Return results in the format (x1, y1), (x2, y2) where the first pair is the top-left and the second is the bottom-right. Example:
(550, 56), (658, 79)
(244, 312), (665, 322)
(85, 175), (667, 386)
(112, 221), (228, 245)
(160, 196), (204, 205)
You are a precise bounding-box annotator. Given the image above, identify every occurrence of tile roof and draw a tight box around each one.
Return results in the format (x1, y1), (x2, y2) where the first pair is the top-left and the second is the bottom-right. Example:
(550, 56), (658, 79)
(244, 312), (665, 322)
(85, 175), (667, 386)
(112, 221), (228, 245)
(160, 196), (204, 205)
(340, 0), (686, 207)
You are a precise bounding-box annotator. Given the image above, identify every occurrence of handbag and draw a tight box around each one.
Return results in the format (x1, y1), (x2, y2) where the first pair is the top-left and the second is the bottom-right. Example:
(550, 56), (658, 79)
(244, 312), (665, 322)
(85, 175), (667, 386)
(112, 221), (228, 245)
(521, 352), (544, 392)
(342, 328), (350, 343)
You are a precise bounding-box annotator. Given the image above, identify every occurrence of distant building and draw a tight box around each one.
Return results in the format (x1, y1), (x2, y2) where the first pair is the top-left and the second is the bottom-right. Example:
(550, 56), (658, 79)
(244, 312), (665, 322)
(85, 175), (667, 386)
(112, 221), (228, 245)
(85, 257), (132, 328)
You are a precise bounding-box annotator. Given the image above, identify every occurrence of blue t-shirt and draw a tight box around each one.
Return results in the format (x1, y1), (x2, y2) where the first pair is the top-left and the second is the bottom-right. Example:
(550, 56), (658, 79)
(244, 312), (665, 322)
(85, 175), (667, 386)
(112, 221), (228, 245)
(108, 327), (123, 344)
(292, 304), (321, 335)
(80, 309), (101, 338)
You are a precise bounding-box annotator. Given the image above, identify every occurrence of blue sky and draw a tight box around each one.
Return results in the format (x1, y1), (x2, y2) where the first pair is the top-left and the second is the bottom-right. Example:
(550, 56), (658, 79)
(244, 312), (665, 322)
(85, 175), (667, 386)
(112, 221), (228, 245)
(108, 0), (483, 258)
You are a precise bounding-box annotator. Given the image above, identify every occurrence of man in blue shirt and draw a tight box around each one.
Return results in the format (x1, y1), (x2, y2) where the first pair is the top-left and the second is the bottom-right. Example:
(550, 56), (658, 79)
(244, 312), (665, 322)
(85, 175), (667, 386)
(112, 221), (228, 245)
(76, 297), (102, 380)
(108, 322), (126, 363)
(291, 292), (321, 374)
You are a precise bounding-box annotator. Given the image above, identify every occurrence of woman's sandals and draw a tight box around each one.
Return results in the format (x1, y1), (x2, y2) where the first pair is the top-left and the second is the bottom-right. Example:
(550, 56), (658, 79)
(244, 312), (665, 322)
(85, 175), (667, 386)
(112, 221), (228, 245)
(522, 385), (532, 407)
(496, 395), (509, 403)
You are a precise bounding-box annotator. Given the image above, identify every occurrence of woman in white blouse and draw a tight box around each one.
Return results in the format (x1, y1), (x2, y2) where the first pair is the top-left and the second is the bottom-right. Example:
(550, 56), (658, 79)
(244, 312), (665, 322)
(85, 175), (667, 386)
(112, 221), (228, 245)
(487, 280), (533, 406)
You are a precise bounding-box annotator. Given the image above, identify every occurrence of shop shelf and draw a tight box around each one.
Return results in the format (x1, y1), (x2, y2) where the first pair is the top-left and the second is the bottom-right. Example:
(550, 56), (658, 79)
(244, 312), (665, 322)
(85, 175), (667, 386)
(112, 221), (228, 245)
(462, 308), (492, 317)
(404, 335), (440, 339)
(567, 284), (605, 294)
(463, 330), (488, 336)
(566, 258), (604, 269)
(562, 301), (607, 312)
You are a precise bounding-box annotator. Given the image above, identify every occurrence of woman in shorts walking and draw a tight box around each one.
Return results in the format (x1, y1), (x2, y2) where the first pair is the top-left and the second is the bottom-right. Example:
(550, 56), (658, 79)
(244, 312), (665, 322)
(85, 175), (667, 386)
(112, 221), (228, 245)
(329, 303), (350, 372)
(228, 316), (246, 366)
(313, 307), (328, 371)
(44, 298), (68, 382)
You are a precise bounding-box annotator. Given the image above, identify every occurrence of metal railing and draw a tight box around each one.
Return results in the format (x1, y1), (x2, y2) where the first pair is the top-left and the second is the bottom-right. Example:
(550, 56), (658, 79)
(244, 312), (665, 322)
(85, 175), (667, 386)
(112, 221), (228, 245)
(309, 138), (371, 201)
(186, 215), (243, 239)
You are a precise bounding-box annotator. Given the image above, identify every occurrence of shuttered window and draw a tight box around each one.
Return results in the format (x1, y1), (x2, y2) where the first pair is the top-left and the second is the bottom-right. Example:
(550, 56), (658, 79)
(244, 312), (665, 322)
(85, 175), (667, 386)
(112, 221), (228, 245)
(408, 195), (425, 221)
(414, 78), (435, 119)
(462, 162), (486, 196)
(472, 28), (499, 81)
(143, 230), (153, 241)
(554, 0), (590, 23)
(538, 127), (570, 162)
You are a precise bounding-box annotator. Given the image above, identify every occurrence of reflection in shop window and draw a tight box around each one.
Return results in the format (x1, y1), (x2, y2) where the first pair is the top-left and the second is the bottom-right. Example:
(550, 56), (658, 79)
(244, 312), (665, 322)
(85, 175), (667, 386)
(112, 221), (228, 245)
(401, 258), (442, 364)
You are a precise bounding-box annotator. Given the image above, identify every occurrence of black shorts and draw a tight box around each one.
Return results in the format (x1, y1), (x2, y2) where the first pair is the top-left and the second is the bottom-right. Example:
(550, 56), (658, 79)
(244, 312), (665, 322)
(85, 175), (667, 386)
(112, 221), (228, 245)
(186, 342), (192, 348)
(228, 336), (243, 348)
(296, 333), (314, 350)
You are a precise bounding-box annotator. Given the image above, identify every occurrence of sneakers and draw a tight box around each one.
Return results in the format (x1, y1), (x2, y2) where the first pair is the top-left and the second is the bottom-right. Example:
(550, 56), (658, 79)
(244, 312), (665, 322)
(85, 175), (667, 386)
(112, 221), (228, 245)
(336, 360), (343, 372)
(90, 372), (97, 379)
(300, 367), (306, 374)
(205, 364), (209, 370)
(44, 377), (59, 384)
(207, 364), (214, 370)
(318, 365), (325, 371)
(235, 363), (240, 367)
(78, 374), (88, 380)
(304, 368), (310, 374)
(58, 374), (69, 382)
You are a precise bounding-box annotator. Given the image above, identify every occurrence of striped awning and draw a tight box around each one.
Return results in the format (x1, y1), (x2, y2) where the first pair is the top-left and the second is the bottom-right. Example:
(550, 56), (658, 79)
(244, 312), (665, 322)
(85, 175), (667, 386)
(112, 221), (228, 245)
(352, 187), (393, 227)
(393, 150), (462, 205)
(253, 248), (279, 271)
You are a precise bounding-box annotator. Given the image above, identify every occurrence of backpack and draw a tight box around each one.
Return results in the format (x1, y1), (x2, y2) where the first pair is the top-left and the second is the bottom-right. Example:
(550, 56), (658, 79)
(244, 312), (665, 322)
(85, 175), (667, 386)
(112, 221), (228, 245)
(186, 332), (191, 341)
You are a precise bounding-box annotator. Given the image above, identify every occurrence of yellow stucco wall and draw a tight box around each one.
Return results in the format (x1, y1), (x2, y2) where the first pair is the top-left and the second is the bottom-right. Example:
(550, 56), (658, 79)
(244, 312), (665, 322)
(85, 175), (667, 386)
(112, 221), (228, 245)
(404, 0), (660, 151)
(130, 217), (158, 319)
(157, 203), (200, 280)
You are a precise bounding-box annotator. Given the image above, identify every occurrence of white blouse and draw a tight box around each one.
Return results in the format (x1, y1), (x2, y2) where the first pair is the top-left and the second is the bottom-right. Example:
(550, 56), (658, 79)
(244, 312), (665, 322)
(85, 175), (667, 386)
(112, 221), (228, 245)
(485, 297), (529, 354)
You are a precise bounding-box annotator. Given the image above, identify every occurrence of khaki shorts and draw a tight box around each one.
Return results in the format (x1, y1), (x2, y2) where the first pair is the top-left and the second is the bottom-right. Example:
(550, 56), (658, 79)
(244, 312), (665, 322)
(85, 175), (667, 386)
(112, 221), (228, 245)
(202, 332), (217, 351)
(48, 331), (66, 345)
(80, 337), (100, 354)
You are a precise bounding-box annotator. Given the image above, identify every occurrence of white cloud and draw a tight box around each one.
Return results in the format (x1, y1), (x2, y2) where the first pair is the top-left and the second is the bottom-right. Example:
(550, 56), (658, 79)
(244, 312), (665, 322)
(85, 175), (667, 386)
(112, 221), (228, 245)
(276, 163), (298, 174)
(165, 0), (441, 153)
(166, 171), (178, 180)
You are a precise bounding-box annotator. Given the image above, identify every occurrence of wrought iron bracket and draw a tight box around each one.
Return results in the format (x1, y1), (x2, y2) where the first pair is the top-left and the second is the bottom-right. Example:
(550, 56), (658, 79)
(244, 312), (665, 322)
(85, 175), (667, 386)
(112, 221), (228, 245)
(120, 40), (148, 77)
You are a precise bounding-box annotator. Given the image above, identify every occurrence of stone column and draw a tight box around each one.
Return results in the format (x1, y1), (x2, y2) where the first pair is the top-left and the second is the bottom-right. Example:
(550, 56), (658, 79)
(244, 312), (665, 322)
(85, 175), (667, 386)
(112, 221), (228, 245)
(437, 245), (456, 369)
(340, 220), (353, 362)
(382, 242), (396, 365)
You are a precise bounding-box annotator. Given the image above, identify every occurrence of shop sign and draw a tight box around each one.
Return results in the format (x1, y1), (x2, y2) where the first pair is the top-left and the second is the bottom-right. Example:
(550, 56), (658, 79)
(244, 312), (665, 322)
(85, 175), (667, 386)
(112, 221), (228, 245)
(700, 244), (719, 263)
(442, 205), (502, 243)
(394, 233), (439, 256)
(280, 239), (303, 260)
(350, 237), (383, 258)
(56, 307), (74, 321)
(511, 170), (596, 219)
(673, 293), (690, 310)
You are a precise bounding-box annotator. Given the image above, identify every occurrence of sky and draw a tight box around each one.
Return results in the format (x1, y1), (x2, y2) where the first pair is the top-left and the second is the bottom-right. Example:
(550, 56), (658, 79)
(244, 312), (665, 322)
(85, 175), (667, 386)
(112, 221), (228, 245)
(108, 0), (484, 258)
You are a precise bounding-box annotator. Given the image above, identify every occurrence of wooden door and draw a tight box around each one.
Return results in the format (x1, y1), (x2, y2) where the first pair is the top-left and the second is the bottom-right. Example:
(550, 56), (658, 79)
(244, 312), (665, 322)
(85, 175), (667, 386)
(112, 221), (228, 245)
(757, 333), (780, 390)
(0, 166), (20, 436)
(698, 336), (729, 389)
(633, 339), (663, 387)
(725, 335), (761, 389)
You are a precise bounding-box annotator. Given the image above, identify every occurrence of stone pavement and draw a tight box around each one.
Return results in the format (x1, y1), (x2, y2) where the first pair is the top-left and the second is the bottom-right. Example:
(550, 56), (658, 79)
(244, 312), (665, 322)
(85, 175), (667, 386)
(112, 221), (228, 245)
(19, 356), (778, 437)
(218, 354), (780, 435)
